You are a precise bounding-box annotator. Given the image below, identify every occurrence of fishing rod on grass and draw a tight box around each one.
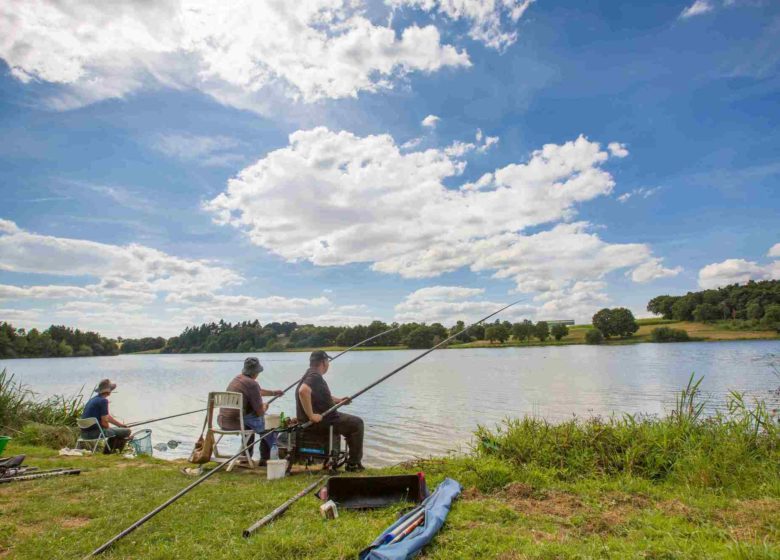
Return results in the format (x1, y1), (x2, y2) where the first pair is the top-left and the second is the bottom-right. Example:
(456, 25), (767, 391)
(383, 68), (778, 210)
(123, 325), (402, 429)
(86, 301), (521, 556)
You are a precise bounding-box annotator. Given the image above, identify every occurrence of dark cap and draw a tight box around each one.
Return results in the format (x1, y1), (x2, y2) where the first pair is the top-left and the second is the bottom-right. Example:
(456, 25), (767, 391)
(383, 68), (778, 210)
(96, 379), (117, 394)
(242, 357), (263, 376)
(309, 350), (332, 364)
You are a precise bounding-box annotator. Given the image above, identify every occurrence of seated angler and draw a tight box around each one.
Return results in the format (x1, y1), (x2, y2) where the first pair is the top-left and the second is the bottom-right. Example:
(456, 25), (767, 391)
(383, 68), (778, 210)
(296, 350), (365, 472)
(80, 379), (131, 453)
(218, 357), (284, 466)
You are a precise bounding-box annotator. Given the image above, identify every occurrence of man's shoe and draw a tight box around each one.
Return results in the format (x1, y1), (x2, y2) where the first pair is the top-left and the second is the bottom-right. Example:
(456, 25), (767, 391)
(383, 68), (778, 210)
(345, 462), (365, 472)
(258, 459), (268, 467)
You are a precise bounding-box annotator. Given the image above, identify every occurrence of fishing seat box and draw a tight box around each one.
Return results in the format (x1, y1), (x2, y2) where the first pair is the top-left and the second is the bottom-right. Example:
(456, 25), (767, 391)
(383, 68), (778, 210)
(327, 475), (425, 509)
(278, 426), (342, 459)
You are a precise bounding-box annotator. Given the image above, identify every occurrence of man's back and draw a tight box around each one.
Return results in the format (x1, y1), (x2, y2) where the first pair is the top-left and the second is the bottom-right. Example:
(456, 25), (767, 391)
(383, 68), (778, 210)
(219, 374), (262, 430)
(295, 368), (338, 423)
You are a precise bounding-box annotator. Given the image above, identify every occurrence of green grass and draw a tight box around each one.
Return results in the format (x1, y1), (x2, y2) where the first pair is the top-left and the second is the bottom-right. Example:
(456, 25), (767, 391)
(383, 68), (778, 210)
(2, 375), (778, 559)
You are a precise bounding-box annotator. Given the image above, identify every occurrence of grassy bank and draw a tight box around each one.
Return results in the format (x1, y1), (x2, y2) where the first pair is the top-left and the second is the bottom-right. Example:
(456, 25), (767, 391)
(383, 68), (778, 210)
(2, 377), (778, 559)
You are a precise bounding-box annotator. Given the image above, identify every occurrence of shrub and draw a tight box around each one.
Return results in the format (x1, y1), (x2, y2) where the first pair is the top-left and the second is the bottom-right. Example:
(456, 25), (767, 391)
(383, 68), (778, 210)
(585, 329), (604, 344)
(651, 327), (690, 342)
(550, 323), (569, 341)
(18, 423), (77, 449)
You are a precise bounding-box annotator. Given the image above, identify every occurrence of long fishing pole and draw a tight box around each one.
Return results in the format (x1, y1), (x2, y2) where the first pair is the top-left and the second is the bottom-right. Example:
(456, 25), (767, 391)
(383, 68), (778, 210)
(87, 304), (518, 556)
(125, 326), (401, 428)
(264, 324), (401, 406)
(126, 408), (206, 428)
(242, 475), (328, 537)
(299, 299), (524, 429)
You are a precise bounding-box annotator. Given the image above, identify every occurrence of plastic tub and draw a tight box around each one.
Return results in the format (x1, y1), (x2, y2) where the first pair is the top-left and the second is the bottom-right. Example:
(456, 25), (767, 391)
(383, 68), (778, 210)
(0, 436), (10, 456)
(266, 459), (287, 480)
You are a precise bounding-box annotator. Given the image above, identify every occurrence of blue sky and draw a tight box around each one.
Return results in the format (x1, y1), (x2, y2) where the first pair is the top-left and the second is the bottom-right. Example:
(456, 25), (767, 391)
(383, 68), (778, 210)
(0, 0), (778, 337)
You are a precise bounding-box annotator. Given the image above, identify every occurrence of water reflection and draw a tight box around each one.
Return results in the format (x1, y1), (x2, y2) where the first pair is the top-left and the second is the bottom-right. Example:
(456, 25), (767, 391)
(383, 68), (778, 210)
(2, 341), (778, 466)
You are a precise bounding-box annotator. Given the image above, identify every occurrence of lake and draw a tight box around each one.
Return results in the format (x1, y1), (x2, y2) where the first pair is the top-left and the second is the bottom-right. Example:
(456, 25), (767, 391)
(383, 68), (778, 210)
(3, 341), (779, 466)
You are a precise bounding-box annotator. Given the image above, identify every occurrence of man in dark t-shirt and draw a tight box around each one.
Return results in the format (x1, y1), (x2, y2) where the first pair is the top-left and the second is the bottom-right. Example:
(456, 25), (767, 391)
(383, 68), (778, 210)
(80, 379), (131, 453)
(296, 350), (364, 471)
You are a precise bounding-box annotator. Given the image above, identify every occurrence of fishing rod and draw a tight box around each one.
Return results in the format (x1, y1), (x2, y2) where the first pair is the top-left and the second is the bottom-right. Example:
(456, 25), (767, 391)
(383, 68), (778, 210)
(86, 303), (519, 556)
(126, 408), (206, 428)
(242, 475), (328, 537)
(124, 326), (401, 428)
(265, 324), (401, 406)
(299, 299), (524, 430)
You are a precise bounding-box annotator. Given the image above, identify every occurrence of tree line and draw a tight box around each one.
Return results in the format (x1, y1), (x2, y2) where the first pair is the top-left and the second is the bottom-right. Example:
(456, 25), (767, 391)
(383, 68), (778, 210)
(155, 318), (572, 354)
(0, 322), (119, 359)
(647, 279), (780, 328)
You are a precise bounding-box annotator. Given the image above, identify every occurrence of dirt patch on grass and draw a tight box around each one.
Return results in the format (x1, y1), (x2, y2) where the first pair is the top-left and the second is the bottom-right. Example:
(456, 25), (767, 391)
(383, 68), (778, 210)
(505, 489), (586, 519)
(715, 499), (780, 541)
(61, 516), (90, 529)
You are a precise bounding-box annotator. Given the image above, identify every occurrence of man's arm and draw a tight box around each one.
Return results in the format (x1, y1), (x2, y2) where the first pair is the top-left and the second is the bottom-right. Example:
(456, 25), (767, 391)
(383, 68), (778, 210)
(297, 384), (322, 423)
(333, 396), (351, 405)
(106, 413), (127, 428)
(259, 388), (284, 397)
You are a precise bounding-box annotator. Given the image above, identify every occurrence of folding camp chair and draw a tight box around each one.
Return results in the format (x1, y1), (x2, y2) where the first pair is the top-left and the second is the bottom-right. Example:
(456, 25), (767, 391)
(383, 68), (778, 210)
(209, 392), (255, 468)
(75, 417), (110, 453)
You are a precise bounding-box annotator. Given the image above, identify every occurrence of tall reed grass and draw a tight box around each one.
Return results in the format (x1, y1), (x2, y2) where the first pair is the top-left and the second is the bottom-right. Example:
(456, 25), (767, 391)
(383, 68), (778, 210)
(0, 368), (85, 431)
(476, 374), (779, 488)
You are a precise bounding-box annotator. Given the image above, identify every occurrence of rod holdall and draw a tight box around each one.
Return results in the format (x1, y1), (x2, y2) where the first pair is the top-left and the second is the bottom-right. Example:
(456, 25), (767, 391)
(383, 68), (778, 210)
(189, 402), (215, 464)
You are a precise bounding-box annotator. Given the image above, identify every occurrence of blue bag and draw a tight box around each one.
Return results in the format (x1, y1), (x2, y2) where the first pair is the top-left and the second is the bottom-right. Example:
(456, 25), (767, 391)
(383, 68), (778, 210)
(359, 478), (462, 560)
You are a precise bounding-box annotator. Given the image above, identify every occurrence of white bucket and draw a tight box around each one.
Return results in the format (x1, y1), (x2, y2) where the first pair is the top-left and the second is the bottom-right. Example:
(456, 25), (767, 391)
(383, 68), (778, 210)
(266, 459), (286, 480)
(265, 414), (281, 429)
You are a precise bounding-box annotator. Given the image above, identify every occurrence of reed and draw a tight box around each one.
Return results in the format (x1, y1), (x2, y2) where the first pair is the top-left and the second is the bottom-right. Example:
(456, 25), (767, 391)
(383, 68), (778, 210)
(0, 368), (85, 432)
(475, 374), (779, 488)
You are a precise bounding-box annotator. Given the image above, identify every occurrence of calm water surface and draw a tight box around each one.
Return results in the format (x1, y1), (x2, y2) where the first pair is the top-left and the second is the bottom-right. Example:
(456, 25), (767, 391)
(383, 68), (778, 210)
(3, 341), (778, 466)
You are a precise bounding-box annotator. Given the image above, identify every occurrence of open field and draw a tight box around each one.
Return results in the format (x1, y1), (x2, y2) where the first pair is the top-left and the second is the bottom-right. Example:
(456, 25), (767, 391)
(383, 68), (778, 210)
(451, 321), (780, 349)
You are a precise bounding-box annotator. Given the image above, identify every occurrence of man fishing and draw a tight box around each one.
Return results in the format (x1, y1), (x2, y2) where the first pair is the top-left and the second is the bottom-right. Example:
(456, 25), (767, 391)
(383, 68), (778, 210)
(217, 357), (284, 466)
(297, 350), (365, 472)
(80, 379), (131, 453)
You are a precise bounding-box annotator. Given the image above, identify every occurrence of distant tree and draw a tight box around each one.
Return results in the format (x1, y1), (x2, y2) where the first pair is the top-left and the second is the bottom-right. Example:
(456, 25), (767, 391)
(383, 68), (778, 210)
(762, 305), (780, 330)
(534, 321), (550, 342)
(692, 303), (720, 323)
(550, 323), (569, 341)
(671, 297), (698, 322)
(647, 295), (678, 320)
(746, 302), (763, 320)
(485, 325), (509, 344)
(470, 324), (485, 340)
(449, 320), (471, 343)
(512, 320), (534, 342)
(75, 344), (93, 357)
(593, 308), (638, 338)
(592, 309), (613, 338)
(585, 329), (604, 344)
(406, 326), (435, 349)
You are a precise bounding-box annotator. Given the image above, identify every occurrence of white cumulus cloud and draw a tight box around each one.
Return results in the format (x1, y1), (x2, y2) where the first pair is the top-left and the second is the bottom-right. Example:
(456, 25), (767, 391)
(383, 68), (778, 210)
(768, 243), (780, 258)
(0, 0), (470, 110)
(0, 220), (369, 336)
(206, 128), (677, 320)
(698, 248), (780, 289)
(390, 0), (534, 50)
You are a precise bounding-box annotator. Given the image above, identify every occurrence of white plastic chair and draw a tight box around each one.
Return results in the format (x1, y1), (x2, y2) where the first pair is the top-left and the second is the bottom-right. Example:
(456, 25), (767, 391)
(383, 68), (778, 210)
(210, 391), (255, 468)
(75, 417), (109, 453)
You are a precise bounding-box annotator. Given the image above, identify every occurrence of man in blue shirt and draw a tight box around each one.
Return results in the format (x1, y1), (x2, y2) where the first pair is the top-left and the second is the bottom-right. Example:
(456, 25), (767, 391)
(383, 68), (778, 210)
(80, 379), (131, 453)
